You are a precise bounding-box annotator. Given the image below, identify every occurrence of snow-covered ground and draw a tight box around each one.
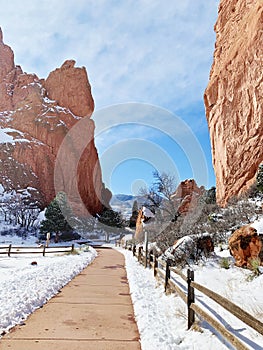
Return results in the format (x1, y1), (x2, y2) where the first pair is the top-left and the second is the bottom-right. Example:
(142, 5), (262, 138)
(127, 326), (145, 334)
(120, 247), (263, 350)
(0, 234), (39, 246)
(0, 241), (97, 336)
(0, 217), (263, 349)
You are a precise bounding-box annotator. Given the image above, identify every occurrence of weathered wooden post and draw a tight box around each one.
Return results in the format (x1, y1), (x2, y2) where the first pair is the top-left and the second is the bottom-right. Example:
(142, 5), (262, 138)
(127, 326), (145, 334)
(71, 244), (74, 253)
(138, 246), (142, 263)
(8, 244), (11, 257)
(43, 246), (46, 257)
(46, 232), (50, 248)
(153, 255), (158, 277)
(187, 269), (195, 329)
(144, 231), (148, 268)
(164, 260), (171, 292)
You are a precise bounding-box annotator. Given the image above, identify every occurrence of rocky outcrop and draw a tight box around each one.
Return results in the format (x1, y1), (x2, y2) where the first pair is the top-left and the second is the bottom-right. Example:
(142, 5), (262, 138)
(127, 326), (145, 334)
(0, 28), (110, 215)
(134, 180), (204, 241)
(135, 207), (154, 241)
(43, 60), (94, 118)
(204, 0), (263, 206)
(229, 225), (262, 267)
(172, 179), (204, 214)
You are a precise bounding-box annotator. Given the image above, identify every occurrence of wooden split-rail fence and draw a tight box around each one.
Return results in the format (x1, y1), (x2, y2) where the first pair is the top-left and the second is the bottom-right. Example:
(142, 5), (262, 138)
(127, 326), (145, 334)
(0, 244), (75, 257)
(120, 241), (263, 350)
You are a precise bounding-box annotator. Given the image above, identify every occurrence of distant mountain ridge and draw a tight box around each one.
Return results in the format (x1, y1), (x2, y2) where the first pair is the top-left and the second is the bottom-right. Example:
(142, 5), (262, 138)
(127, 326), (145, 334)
(110, 194), (146, 218)
(114, 194), (135, 202)
(111, 179), (204, 219)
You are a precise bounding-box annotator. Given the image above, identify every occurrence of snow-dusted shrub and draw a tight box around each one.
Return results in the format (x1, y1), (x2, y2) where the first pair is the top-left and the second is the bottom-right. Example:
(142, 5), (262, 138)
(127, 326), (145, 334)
(220, 257), (230, 269)
(160, 233), (214, 267)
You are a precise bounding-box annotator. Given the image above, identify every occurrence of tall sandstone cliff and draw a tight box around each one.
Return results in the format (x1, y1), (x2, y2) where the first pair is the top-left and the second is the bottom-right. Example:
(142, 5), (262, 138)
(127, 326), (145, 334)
(204, 0), (263, 206)
(0, 28), (111, 215)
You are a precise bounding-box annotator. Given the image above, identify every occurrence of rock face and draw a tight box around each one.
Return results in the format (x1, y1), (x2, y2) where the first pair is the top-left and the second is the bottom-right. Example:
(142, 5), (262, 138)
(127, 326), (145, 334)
(43, 60), (94, 117)
(229, 225), (262, 267)
(135, 207), (154, 241)
(172, 179), (204, 214)
(204, 1), (263, 206)
(0, 28), (110, 215)
(134, 180), (204, 241)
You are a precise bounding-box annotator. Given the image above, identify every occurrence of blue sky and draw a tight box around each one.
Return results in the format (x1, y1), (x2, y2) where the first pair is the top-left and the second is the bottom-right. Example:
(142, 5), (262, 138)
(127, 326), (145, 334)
(0, 0), (220, 195)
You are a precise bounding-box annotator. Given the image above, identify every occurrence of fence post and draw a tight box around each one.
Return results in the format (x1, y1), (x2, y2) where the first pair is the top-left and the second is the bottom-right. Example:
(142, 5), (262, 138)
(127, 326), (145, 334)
(187, 269), (195, 329)
(71, 244), (74, 253)
(133, 244), (136, 256)
(153, 255), (158, 277)
(138, 246), (143, 263)
(43, 246), (46, 257)
(164, 260), (171, 292)
(145, 234), (148, 268)
(8, 244), (11, 257)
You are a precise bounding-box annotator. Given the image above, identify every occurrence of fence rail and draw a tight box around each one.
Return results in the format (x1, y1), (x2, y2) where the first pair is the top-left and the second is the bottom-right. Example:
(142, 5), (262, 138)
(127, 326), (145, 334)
(0, 244), (75, 257)
(123, 242), (263, 350)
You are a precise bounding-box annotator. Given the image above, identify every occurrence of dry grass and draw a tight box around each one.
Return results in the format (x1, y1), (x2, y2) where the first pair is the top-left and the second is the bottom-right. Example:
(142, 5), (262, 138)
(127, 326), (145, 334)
(190, 320), (204, 333)
(174, 306), (187, 320)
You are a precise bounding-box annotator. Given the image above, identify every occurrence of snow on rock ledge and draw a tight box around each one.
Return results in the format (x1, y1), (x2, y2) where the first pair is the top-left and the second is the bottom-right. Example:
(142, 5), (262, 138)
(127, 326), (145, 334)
(0, 27), (110, 214)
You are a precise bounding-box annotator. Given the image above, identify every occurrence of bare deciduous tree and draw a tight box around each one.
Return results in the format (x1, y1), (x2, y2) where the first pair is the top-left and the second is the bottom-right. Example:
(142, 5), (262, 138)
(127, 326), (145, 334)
(155, 190), (260, 251)
(140, 171), (179, 224)
(0, 191), (40, 232)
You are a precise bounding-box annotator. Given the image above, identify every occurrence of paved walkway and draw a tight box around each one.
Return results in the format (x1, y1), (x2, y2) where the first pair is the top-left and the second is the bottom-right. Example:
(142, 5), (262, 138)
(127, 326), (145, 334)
(0, 248), (141, 350)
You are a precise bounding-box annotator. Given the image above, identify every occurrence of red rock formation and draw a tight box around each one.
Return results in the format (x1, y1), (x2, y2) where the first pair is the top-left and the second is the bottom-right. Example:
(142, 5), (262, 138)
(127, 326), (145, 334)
(204, 0), (263, 206)
(44, 60), (94, 118)
(229, 225), (262, 268)
(135, 207), (154, 241)
(172, 179), (204, 214)
(0, 28), (110, 215)
(135, 209), (144, 241)
(134, 180), (204, 241)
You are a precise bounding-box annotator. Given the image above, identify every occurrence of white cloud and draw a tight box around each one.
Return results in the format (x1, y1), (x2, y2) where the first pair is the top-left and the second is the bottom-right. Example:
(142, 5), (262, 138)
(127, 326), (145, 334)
(0, 0), (219, 112)
(0, 0), (219, 191)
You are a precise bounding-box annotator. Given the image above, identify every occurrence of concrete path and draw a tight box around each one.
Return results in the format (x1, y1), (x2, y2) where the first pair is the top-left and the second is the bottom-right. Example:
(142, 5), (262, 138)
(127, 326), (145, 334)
(0, 248), (141, 350)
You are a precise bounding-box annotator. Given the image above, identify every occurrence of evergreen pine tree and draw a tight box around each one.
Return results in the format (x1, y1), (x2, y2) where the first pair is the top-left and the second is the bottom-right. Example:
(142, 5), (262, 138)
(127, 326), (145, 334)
(98, 208), (124, 228)
(204, 186), (216, 204)
(132, 200), (138, 213)
(40, 192), (72, 238)
(129, 200), (139, 228)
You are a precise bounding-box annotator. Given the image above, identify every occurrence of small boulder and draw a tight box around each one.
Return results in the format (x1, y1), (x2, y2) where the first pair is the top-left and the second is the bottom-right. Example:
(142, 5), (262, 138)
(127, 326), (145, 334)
(161, 233), (214, 266)
(229, 225), (262, 268)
